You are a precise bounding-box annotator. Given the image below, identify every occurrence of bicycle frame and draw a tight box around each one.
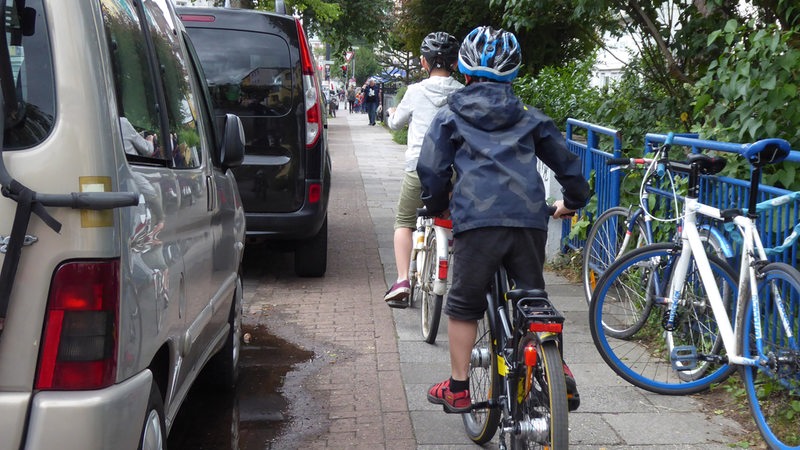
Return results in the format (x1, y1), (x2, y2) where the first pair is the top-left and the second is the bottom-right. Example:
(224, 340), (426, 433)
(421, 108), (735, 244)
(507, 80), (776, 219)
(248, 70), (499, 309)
(666, 196), (796, 367)
(412, 215), (453, 296)
(482, 269), (565, 441)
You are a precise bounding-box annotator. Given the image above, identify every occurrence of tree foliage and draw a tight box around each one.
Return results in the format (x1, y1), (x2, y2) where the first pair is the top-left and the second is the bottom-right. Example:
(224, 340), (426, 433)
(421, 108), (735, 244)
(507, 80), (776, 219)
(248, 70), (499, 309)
(691, 19), (800, 189)
(229, 0), (393, 56)
(394, 0), (601, 75)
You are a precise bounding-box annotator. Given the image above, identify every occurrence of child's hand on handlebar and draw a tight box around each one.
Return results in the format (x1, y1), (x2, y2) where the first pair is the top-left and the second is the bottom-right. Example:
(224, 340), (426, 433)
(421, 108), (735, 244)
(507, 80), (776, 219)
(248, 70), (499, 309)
(551, 200), (576, 219)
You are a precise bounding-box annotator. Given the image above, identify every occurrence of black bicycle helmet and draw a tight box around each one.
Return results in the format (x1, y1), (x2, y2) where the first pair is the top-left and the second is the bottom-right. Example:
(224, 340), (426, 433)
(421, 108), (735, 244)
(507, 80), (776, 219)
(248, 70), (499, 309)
(420, 32), (460, 71)
(458, 26), (521, 82)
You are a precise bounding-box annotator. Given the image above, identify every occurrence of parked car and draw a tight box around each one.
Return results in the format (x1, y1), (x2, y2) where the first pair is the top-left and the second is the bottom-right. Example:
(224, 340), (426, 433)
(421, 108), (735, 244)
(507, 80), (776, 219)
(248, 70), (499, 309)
(0, 1), (246, 449)
(178, 6), (332, 277)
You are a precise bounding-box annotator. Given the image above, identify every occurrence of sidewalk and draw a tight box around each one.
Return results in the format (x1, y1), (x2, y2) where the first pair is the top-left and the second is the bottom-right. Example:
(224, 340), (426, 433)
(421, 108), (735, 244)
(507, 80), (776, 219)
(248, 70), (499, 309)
(344, 110), (747, 449)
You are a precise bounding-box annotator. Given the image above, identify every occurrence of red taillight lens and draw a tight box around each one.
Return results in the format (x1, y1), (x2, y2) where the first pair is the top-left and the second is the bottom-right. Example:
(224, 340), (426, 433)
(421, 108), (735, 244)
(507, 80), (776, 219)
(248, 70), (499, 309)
(36, 260), (119, 390)
(308, 183), (321, 204)
(524, 344), (537, 366)
(437, 258), (448, 280)
(296, 19), (314, 76)
(296, 18), (322, 148)
(529, 322), (563, 333)
(433, 217), (452, 228)
(179, 14), (215, 22)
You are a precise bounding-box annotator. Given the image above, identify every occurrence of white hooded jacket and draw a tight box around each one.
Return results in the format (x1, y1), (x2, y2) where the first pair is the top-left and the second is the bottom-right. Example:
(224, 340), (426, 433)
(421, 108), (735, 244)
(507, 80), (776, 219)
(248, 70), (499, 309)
(387, 75), (463, 171)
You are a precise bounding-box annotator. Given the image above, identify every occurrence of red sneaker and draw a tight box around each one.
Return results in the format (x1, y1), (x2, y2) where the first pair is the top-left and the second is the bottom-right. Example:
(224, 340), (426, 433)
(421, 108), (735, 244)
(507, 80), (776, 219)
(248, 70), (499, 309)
(563, 362), (581, 411)
(427, 379), (471, 413)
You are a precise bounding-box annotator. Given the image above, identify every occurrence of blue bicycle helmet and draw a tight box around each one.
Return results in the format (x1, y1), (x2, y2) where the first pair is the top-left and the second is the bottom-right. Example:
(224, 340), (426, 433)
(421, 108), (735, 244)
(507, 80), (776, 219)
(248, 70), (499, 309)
(458, 26), (521, 82)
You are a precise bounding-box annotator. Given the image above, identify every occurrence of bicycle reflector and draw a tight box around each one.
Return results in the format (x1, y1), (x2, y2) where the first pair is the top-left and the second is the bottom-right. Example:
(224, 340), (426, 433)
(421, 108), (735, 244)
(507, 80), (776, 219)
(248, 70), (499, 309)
(437, 258), (448, 280)
(529, 323), (563, 333)
(524, 344), (537, 366)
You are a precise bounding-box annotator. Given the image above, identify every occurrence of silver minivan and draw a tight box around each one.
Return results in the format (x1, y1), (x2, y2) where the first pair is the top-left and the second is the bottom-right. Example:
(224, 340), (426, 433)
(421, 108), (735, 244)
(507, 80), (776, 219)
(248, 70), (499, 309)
(0, 0), (246, 449)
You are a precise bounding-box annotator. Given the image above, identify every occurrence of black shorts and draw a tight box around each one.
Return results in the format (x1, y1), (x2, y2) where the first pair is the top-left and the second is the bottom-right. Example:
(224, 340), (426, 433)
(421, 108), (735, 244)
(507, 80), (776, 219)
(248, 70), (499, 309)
(445, 227), (546, 321)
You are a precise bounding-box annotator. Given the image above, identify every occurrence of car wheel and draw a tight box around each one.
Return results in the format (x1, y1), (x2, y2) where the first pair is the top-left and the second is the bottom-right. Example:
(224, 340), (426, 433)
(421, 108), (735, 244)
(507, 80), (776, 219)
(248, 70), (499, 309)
(139, 381), (167, 450)
(203, 275), (242, 391)
(294, 217), (327, 277)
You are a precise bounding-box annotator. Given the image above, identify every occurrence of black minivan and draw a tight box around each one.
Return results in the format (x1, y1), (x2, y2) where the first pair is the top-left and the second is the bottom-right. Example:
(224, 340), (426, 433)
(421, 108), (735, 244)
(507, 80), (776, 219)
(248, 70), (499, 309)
(179, 7), (331, 277)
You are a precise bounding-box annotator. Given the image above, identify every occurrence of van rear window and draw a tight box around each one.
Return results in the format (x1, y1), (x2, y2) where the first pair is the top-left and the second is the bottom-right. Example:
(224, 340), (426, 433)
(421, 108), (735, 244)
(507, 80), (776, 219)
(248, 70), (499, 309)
(187, 28), (293, 117)
(2, 0), (56, 150)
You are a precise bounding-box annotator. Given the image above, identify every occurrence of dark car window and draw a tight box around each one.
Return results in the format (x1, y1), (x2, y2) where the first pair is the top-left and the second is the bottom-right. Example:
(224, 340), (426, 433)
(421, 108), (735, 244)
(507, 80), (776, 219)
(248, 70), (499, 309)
(187, 28), (293, 118)
(101, 0), (166, 162)
(3, 0), (55, 150)
(142, 0), (202, 169)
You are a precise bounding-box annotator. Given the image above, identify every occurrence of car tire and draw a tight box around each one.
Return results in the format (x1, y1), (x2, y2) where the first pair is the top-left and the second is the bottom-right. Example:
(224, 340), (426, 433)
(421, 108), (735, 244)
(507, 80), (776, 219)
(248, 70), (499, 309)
(294, 217), (327, 277)
(139, 381), (167, 450)
(203, 275), (242, 391)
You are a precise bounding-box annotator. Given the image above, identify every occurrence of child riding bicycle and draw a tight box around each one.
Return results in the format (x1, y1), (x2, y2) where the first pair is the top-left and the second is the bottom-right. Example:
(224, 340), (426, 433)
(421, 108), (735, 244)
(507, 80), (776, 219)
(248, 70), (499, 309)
(382, 31), (463, 308)
(416, 26), (592, 413)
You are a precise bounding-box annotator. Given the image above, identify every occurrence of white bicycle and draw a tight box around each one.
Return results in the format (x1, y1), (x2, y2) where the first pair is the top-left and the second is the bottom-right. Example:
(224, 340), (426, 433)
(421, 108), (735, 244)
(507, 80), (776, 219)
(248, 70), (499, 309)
(408, 207), (453, 344)
(589, 134), (800, 449)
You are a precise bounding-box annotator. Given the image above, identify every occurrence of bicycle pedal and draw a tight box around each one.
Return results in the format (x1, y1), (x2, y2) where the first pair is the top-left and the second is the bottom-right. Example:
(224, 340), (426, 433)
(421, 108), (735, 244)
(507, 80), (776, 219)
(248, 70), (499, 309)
(670, 345), (698, 371)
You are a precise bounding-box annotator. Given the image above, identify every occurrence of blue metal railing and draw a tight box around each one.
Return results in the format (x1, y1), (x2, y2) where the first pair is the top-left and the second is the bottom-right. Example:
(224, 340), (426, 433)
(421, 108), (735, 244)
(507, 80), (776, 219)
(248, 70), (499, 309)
(562, 119), (800, 267)
(564, 119), (622, 252)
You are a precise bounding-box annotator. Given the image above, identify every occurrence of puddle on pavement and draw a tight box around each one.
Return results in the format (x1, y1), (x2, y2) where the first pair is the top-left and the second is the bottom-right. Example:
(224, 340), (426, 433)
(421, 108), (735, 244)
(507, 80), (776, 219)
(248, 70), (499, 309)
(168, 327), (314, 449)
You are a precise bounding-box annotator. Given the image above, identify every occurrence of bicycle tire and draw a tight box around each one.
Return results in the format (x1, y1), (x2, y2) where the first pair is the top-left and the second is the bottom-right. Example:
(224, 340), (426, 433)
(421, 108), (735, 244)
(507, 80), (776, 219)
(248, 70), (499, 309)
(420, 232), (443, 344)
(590, 243), (738, 394)
(582, 206), (648, 304)
(590, 227), (657, 340)
(741, 262), (800, 449)
(463, 311), (501, 444)
(511, 338), (569, 450)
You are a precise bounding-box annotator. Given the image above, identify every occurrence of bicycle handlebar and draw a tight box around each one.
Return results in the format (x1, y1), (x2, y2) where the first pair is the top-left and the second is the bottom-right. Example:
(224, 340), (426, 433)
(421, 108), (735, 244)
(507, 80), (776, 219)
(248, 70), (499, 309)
(606, 157), (654, 167)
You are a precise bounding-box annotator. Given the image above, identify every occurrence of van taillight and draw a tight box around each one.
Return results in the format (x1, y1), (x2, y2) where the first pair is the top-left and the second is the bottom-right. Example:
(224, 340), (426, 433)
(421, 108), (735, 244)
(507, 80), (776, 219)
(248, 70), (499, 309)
(308, 183), (321, 203)
(296, 18), (322, 148)
(179, 14), (215, 22)
(36, 260), (119, 390)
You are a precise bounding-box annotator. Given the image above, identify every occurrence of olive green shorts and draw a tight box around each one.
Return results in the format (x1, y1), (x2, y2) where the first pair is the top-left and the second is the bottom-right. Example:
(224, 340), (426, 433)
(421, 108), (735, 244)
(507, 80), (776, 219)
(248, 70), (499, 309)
(394, 171), (424, 230)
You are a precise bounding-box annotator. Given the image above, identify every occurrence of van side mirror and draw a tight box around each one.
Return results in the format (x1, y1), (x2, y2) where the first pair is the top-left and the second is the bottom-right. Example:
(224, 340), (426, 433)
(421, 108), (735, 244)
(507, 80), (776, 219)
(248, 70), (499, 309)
(218, 113), (244, 169)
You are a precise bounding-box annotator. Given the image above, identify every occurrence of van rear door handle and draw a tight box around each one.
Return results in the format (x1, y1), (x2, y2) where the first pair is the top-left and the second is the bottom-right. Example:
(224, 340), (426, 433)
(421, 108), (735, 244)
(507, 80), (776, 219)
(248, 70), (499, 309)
(206, 175), (216, 211)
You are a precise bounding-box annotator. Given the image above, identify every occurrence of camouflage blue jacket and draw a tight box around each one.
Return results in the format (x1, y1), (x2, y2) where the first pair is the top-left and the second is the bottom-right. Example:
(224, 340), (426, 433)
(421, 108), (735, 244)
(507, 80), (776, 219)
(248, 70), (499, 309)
(417, 81), (591, 235)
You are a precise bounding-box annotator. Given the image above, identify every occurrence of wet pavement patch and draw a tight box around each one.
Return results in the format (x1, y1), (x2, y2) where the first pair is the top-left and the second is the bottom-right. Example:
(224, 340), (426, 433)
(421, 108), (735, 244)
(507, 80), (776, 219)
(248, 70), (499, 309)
(168, 326), (313, 449)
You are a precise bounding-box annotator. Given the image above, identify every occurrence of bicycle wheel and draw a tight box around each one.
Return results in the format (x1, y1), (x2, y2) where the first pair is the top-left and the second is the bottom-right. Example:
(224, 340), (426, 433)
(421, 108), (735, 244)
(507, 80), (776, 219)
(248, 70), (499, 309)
(462, 311), (501, 444)
(590, 236), (657, 340)
(420, 232), (443, 344)
(590, 243), (737, 394)
(511, 338), (568, 450)
(582, 206), (648, 303)
(741, 262), (800, 449)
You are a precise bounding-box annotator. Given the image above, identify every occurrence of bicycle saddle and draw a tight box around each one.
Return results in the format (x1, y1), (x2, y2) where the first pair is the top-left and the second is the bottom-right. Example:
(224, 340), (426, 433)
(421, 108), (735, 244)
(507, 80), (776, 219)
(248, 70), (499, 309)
(507, 288), (548, 302)
(742, 138), (792, 167)
(686, 153), (727, 175)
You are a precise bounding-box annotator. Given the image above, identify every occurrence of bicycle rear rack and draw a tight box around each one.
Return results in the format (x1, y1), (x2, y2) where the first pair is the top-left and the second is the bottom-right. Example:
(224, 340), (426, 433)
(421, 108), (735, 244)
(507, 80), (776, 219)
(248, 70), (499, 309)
(508, 290), (565, 333)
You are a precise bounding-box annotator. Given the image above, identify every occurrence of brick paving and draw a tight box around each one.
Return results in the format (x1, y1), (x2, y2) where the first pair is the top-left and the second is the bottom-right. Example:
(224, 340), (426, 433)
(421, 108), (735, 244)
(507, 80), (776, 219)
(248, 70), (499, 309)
(241, 111), (414, 450)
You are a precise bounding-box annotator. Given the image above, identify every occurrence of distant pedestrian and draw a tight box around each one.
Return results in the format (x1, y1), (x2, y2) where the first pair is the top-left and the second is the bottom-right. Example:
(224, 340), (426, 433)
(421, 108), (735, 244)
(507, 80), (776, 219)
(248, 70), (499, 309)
(347, 86), (356, 113)
(355, 91), (364, 113)
(362, 78), (381, 125)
